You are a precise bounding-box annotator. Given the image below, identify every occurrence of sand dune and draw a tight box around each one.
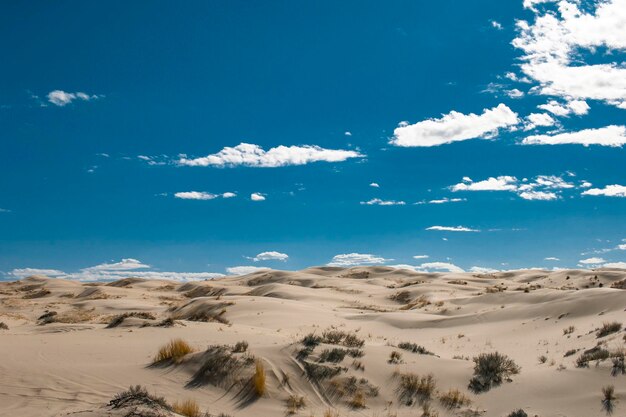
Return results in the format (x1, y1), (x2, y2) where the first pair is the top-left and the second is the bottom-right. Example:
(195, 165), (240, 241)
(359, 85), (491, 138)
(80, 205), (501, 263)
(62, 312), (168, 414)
(1, 267), (625, 417)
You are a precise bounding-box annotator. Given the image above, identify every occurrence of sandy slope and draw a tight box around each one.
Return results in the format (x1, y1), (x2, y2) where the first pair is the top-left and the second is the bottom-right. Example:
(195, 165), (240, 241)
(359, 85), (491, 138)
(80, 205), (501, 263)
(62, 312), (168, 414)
(0, 267), (625, 417)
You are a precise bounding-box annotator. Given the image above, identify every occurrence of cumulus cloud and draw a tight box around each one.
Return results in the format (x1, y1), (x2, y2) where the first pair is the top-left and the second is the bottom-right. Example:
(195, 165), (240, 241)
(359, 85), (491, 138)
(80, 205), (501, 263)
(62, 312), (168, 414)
(426, 226), (479, 232)
(175, 191), (236, 200)
(518, 190), (558, 200)
(250, 251), (289, 262)
(451, 174), (581, 200)
(360, 198), (406, 206)
(512, 0), (626, 107)
(82, 258), (150, 272)
(250, 193), (266, 201)
(369, 183), (380, 188)
(579, 257), (605, 264)
(603, 262), (626, 269)
(582, 184), (626, 197)
(226, 266), (270, 275)
(178, 143), (363, 168)
(390, 104), (519, 147)
(537, 100), (589, 116)
(522, 126), (626, 147)
(47, 90), (101, 106)
(9, 268), (66, 278)
(328, 253), (392, 266)
(524, 112), (557, 130)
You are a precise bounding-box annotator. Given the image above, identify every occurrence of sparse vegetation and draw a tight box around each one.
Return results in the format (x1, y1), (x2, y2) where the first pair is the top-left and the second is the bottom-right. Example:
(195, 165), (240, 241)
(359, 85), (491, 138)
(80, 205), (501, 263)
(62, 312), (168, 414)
(191, 345), (250, 388)
(388, 350), (403, 364)
(576, 346), (610, 368)
(612, 356), (625, 377)
(563, 326), (575, 335)
(253, 360), (266, 397)
(232, 340), (248, 353)
(597, 322), (622, 338)
(172, 399), (201, 417)
(106, 311), (156, 328)
(301, 333), (322, 347)
(109, 385), (170, 410)
(398, 342), (433, 355)
(0, 322), (8, 330)
(507, 410), (528, 417)
(320, 348), (348, 363)
(153, 338), (194, 364)
(285, 395), (306, 414)
(602, 385), (617, 414)
(395, 371), (436, 405)
(420, 402), (439, 417)
(303, 362), (343, 381)
(438, 388), (472, 409)
(564, 349), (578, 357)
(468, 352), (520, 393)
(538, 355), (548, 364)
(348, 391), (366, 409)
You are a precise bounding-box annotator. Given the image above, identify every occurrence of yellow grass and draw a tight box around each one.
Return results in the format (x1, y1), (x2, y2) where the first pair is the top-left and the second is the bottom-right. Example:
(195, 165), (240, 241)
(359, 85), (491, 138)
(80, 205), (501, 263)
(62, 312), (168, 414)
(172, 398), (201, 417)
(253, 359), (266, 396)
(153, 338), (194, 364)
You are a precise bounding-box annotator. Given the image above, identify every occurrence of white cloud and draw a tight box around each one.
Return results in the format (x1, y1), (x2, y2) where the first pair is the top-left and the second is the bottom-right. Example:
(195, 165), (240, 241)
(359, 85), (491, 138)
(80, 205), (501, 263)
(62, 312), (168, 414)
(518, 190), (558, 200)
(603, 262), (626, 269)
(175, 191), (219, 200)
(451, 176), (518, 192)
(369, 182), (380, 188)
(617, 244), (626, 250)
(251, 251), (289, 262)
(506, 88), (525, 98)
(47, 90), (100, 106)
(491, 20), (503, 30)
(178, 143), (363, 168)
(344, 131), (352, 136)
(82, 258), (150, 272)
(544, 257), (560, 261)
(582, 184), (626, 197)
(420, 262), (464, 273)
(328, 253), (392, 266)
(413, 255), (429, 259)
(360, 198), (405, 206)
(537, 100), (589, 117)
(513, 0), (626, 107)
(426, 198), (466, 204)
(390, 104), (519, 147)
(9, 268), (66, 278)
(579, 257), (606, 264)
(523, 126), (626, 147)
(469, 266), (499, 273)
(226, 266), (271, 275)
(250, 193), (266, 201)
(222, 192), (237, 198)
(426, 225), (480, 232)
(524, 113), (557, 130)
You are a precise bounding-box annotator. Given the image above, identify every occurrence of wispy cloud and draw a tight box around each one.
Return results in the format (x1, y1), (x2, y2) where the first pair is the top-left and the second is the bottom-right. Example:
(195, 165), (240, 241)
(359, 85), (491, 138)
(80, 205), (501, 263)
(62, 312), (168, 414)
(522, 126), (626, 147)
(390, 104), (518, 147)
(420, 262), (464, 273)
(328, 253), (392, 266)
(426, 226), (479, 232)
(47, 90), (102, 106)
(450, 174), (579, 200)
(174, 191), (236, 200)
(360, 198), (405, 206)
(226, 266), (270, 275)
(178, 143), (363, 168)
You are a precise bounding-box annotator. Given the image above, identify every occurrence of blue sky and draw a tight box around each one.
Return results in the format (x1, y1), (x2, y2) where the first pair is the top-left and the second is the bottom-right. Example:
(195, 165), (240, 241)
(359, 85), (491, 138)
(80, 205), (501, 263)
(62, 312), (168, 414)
(1, 0), (625, 280)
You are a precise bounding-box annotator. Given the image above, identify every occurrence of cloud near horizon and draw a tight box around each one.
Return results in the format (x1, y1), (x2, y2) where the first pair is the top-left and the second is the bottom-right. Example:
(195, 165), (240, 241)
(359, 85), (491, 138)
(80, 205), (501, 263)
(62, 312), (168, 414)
(250, 251), (289, 262)
(328, 253), (392, 266)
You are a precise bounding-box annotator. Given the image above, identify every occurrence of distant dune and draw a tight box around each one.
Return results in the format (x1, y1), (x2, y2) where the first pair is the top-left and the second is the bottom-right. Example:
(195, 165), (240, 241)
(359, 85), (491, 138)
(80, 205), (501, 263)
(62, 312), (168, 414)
(1, 267), (625, 417)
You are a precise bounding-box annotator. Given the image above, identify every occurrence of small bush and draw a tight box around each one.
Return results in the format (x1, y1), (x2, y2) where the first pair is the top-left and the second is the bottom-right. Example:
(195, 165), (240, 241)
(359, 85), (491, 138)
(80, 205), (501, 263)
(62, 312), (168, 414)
(191, 346), (247, 387)
(438, 388), (471, 409)
(388, 350), (403, 364)
(347, 348), (364, 358)
(563, 326), (575, 335)
(468, 352), (520, 393)
(602, 385), (617, 414)
(153, 338), (194, 364)
(538, 355), (548, 364)
(398, 342), (433, 355)
(0, 322), (8, 330)
(507, 410), (528, 417)
(232, 341), (248, 353)
(285, 395), (305, 414)
(304, 362), (343, 381)
(420, 402), (439, 417)
(172, 399), (201, 417)
(564, 349), (577, 357)
(612, 356), (625, 377)
(109, 385), (170, 410)
(320, 348), (348, 363)
(597, 322), (622, 338)
(396, 372), (436, 405)
(253, 360), (266, 397)
(302, 333), (322, 347)
(106, 312), (156, 328)
(576, 346), (610, 368)
(323, 409), (339, 417)
(348, 390), (366, 409)
(319, 329), (364, 348)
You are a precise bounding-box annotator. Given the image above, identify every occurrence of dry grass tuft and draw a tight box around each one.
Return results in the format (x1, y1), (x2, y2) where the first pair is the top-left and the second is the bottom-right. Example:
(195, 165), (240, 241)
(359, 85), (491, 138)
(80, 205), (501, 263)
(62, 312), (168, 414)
(388, 350), (403, 364)
(0, 322), (8, 330)
(253, 360), (266, 397)
(468, 352), (520, 393)
(109, 385), (170, 410)
(395, 371), (436, 405)
(438, 388), (472, 409)
(597, 322), (622, 338)
(232, 340), (249, 353)
(172, 399), (201, 417)
(106, 311), (155, 328)
(602, 385), (617, 414)
(285, 394), (306, 414)
(153, 338), (194, 364)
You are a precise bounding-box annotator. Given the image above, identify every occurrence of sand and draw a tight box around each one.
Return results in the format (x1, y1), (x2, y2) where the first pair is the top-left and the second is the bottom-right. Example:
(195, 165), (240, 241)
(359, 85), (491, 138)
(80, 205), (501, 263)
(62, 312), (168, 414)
(0, 267), (625, 417)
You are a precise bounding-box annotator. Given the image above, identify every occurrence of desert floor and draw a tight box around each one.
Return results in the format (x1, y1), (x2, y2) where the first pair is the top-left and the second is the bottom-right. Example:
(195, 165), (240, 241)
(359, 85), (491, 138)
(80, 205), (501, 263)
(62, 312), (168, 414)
(1, 267), (625, 417)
